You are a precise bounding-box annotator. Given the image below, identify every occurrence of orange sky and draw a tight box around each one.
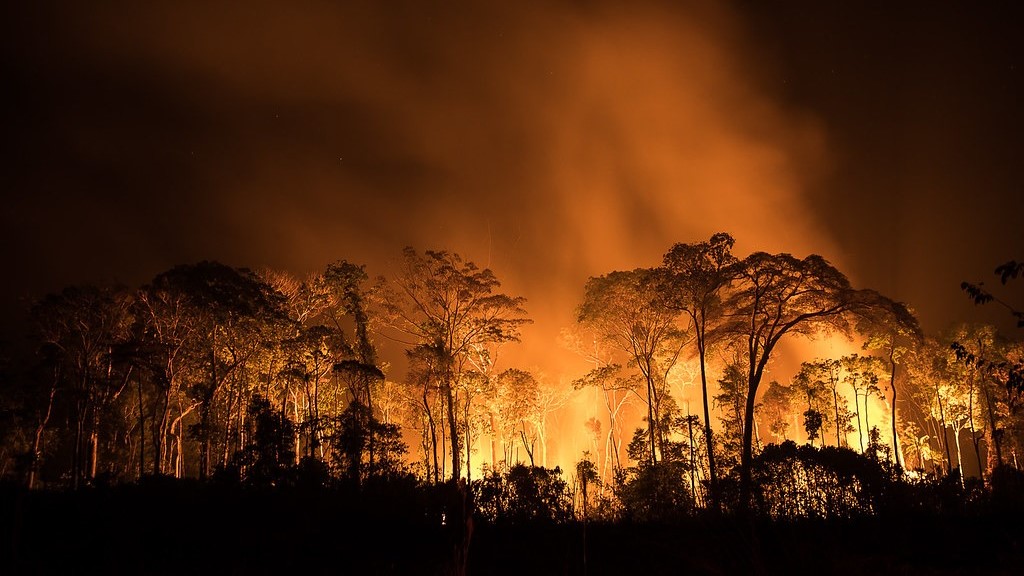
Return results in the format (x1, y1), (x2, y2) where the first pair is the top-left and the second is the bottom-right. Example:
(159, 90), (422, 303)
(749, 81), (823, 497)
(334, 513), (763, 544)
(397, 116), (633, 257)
(2, 1), (1021, 378)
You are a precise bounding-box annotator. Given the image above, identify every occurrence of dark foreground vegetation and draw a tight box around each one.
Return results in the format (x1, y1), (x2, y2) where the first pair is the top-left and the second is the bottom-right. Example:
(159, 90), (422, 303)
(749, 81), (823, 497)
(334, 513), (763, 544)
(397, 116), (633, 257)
(4, 458), (1024, 575)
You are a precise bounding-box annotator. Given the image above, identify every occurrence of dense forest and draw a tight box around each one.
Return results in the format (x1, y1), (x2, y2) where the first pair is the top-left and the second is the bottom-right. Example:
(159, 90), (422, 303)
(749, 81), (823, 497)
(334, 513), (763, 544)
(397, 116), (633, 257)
(2, 233), (1023, 574)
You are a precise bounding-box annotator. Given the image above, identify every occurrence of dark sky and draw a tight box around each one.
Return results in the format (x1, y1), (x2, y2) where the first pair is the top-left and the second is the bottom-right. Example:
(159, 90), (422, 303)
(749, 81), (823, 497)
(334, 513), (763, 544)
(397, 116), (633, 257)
(3, 1), (1022, 373)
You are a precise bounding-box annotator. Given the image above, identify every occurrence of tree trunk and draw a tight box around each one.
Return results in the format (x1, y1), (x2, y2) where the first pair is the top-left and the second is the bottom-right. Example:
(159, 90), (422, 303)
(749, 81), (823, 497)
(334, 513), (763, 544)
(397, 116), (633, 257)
(89, 428), (99, 480)
(28, 382), (59, 489)
(687, 405), (697, 501)
(740, 380), (758, 513)
(953, 427), (965, 487)
(982, 384), (1003, 473)
(197, 405), (207, 480)
(464, 398), (472, 483)
(697, 338), (718, 510)
(424, 390), (439, 484)
(740, 352), (769, 514)
(445, 379), (460, 480)
(489, 412), (498, 472)
(73, 399), (85, 489)
(968, 376), (984, 483)
(137, 375), (145, 479)
(888, 352), (902, 470)
(645, 370), (658, 464)
(175, 418), (184, 478)
(935, 383), (953, 474)
(833, 388), (842, 448)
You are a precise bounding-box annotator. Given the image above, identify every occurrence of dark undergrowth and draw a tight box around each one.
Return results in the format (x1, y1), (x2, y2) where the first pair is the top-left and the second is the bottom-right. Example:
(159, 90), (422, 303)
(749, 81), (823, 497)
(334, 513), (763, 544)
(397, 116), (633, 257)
(3, 478), (1024, 575)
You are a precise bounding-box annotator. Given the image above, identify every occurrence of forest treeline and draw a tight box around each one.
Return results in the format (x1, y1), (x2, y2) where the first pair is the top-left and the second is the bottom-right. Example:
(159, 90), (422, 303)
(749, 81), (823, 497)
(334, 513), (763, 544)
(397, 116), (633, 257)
(1, 234), (1023, 525)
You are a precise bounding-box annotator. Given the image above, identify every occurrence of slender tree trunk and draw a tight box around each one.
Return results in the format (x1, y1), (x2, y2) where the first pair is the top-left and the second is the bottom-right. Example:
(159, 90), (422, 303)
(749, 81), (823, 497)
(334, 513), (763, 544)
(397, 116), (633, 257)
(982, 384), (1003, 472)
(953, 427), (965, 487)
(740, 352), (770, 513)
(464, 397), (472, 483)
(602, 387), (624, 482)
(935, 382), (953, 474)
(198, 404), (209, 480)
(687, 405), (697, 501)
(697, 337), (718, 510)
(645, 369), (658, 464)
(73, 398), (85, 489)
(28, 382), (59, 489)
(888, 352), (902, 470)
(489, 412), (498, 471)
(914, 436), (925, 472)
(200, 335), (217, 481)
(833, 388), (842, 448)
(865, 394), (873, 440)
(445, 379), (460, 480)
(89, 427), (99, 480)
(968, 376), (984, 483)
(424, 390), (439, 484)
(137, 375), (145, 479)
(854, 387), (864, 453)
(175, 417), (184, 478)
(155, 371), (173, 476)
(741, 378), (758, 512)
(753, 418), (761, 451)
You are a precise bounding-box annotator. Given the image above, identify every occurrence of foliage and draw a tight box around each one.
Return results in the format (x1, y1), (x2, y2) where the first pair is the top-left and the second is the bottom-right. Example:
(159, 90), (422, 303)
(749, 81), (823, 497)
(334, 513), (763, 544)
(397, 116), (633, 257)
(218, 394), (295, 487)
(750, 441), (901, 519)
(613, 458), (694, 522)
(329, 400), (409, 483)
(378, 247), (530, 481)
(472, 464), (573, 525)
(961, 260), (1024, 329)
(577, 267), (688, 464)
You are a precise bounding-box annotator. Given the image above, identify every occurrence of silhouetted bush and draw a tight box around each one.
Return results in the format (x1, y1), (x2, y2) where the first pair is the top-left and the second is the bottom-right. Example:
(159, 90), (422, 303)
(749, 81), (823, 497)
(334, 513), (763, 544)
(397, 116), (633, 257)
(473, 464), (573, 525)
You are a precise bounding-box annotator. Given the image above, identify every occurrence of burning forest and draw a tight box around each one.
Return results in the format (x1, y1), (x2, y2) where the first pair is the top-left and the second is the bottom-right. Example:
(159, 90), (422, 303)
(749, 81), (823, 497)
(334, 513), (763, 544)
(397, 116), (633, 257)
(3, 240), (1024, 573)
(3, 1), (1023, 573)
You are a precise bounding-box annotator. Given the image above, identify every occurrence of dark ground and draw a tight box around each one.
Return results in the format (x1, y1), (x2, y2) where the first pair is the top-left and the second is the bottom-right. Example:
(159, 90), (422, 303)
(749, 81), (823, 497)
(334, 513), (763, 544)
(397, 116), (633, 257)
(3, 482), (1022, 575)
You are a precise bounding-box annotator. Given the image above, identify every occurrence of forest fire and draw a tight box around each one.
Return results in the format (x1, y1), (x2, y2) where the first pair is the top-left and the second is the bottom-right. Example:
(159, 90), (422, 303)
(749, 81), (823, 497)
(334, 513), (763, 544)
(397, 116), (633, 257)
(3, 1), (1024, 573)
(12, 241), (1018, 496)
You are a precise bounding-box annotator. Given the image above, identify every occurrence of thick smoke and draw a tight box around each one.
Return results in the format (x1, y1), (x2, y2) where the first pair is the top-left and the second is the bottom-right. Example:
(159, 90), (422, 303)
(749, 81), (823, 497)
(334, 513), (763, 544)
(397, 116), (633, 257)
(4, 1), (853, 469)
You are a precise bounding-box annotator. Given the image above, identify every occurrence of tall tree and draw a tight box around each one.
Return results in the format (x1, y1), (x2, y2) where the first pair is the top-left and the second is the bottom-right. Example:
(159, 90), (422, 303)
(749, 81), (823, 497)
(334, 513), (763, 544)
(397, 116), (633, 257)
(32, 285), (134, 487)
(142, 262), (289, 479)
(134, 278), (200, 476)
(856, 294), (922, 470)
(577, 268), (687, 465)
(791, 365), (834, 447)
(660, 232), (736, 508)
(761, 380), (794, 444)
(379, 248), (529, 481)
(722, 252), (861, 510)
(841, 354), (886, 453)
(713, 359), (749, 464)
(563, 326), (633, 484)
(905, 338), (958, 476)
(795, 359), (848, 448)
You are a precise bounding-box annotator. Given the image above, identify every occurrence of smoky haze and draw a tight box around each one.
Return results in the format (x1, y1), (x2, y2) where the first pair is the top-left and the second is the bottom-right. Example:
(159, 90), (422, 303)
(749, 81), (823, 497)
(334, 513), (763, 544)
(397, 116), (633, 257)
(1, 1), (843, 373)
(3, 1), (1021, 373)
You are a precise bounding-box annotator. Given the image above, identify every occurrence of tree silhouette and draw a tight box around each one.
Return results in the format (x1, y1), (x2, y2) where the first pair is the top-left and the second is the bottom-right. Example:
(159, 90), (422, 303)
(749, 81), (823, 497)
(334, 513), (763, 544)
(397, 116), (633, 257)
(962, 260), (1024, 329)
(378, 248), (529, 481)
(856, 295), (922, 470)
(722, 252), (866, 511)
(578, 268), (688, 465)
(31, 285), (134, 487)
(659, 232), (736, 509)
